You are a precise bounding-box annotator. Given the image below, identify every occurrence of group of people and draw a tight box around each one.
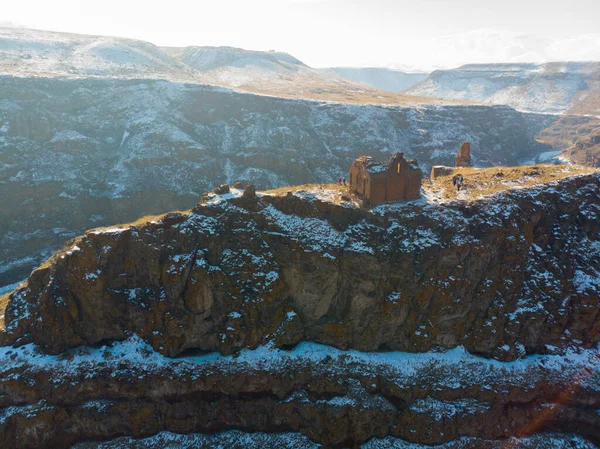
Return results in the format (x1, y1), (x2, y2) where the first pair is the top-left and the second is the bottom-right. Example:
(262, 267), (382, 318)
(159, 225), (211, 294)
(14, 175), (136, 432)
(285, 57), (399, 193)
(337, 177), (347, 186)
(452, 174), (464, 191)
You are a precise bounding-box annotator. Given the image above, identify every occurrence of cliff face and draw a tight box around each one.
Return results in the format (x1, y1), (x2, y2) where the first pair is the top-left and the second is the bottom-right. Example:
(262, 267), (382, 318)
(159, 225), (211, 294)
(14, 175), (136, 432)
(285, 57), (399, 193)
(0, 76), (554, 289)
(1, 335), (600, 449)
(4, 174), (600, 361)
(536, 115), (600, 167)
(1, 175), (600, 448)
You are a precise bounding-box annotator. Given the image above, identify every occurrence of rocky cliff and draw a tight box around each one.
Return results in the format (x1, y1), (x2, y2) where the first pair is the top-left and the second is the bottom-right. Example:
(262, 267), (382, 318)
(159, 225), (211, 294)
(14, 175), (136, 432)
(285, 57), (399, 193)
(5, 173), (600, 359)
(1, 174), (599, 448)
(0, 76), (554, 289)
(536, 115), (600, 167)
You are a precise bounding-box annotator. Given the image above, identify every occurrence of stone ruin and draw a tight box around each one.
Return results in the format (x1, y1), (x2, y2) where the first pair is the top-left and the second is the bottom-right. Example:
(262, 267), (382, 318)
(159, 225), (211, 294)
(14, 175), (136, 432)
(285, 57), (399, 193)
(430, 142), (473, 181)
(349, 152), (422, 205)
(430, 165), (454, 181)
(455, 142), (472, 167)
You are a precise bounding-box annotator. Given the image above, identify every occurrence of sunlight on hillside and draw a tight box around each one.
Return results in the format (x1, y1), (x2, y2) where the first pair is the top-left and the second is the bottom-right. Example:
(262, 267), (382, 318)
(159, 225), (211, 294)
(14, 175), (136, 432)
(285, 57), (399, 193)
(424, 164), (597, 202)
(264, 165), (598, 207)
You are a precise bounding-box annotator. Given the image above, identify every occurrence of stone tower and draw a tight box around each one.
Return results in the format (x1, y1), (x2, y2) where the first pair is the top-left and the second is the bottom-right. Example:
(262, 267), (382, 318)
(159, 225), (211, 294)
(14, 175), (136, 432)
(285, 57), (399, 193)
(455, 142), (472, 168)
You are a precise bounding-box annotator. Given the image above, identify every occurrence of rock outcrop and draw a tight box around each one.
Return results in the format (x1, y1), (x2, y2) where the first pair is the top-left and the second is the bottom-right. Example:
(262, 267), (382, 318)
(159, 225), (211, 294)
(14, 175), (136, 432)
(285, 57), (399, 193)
(1, 174), (600, 448)
(4, 174), (600, 361)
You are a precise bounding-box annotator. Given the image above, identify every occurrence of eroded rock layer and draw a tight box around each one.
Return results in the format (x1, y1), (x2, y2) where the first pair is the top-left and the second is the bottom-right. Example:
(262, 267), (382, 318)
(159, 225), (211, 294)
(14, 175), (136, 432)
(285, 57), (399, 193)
(0, 337), (599, 448)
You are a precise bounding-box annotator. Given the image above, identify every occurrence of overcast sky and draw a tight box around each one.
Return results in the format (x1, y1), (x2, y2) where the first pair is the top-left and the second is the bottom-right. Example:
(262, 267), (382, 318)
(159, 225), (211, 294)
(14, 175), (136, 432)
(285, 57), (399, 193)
(3, 0), (600, 70)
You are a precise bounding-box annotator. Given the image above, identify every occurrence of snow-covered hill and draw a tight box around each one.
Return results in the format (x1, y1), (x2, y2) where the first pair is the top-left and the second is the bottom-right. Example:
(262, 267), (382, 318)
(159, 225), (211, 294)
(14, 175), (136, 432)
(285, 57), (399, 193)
(407, 62), (600, 115)
(161, 45), (437, 103)
(320, 67), (429, 92)
(162, 45), (359, 89)
(162, 46), (307, 75)
(0, 27), (197, 81)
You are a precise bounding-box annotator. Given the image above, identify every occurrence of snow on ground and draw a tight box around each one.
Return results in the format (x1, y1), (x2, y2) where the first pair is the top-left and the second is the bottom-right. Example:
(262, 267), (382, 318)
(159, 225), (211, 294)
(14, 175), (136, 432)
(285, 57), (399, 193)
(72, 431), (321, 449)
(0, 27), (197, 82)
(261, 204), (376, 255)
(90, 227), (129, 235)
(1, 336), (599, 392)
(70, 430), (599, 449)
(205, 188), (243, 204)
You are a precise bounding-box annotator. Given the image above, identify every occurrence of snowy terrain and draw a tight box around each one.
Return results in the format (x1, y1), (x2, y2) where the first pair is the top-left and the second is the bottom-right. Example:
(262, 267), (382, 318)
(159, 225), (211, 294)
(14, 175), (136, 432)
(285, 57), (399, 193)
(0, 27), (198, 81)
(407, 62), (600, 115)
(162, 45), (321, 88)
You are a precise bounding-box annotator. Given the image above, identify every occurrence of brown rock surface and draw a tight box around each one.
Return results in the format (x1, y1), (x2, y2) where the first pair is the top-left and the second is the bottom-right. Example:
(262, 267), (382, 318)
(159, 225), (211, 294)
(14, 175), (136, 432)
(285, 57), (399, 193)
(1, 174), (600, 448)
(0, 333), (599, 448)
(213, 184), (230, 195)
(3, 174), (600, 361)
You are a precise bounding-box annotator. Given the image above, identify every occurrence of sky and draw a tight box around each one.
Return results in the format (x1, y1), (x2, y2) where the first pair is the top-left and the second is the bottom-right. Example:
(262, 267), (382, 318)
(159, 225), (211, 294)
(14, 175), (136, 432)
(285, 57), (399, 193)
(2, 0), (600, 71)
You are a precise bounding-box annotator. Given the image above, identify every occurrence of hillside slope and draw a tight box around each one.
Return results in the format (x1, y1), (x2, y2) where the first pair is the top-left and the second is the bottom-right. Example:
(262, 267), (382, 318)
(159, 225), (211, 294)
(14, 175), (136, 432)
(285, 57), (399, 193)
(162, 45), (450, 104)
(0, 27), (196, 81)
(0, 76), (555, 289)
(407, 62), (600, 115)
(320, 67), (429, 92)
(1, 173), (600, 448)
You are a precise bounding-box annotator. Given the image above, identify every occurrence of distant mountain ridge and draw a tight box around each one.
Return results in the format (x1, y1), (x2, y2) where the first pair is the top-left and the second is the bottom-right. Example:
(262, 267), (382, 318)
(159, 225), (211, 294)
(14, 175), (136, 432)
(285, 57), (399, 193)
(407, 62), (600, 115)
(320, 67), (429, 92)
(161, 46), (307, 72)
(0, 26), (454, 106)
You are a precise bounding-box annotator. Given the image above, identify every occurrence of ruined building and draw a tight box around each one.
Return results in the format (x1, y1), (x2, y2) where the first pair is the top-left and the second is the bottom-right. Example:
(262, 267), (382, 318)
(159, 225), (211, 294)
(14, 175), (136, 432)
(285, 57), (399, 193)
(455, 142), (472, 167)
(349, 153), (422, 204)
(431, 142), (473, 181)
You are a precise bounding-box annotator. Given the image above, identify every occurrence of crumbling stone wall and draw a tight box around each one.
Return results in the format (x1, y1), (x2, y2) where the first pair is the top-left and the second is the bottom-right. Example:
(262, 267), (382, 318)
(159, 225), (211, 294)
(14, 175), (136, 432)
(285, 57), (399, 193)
(430, 165), (454, 181)
(455, 142), (472, 167)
